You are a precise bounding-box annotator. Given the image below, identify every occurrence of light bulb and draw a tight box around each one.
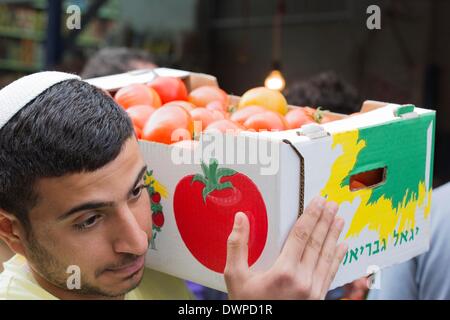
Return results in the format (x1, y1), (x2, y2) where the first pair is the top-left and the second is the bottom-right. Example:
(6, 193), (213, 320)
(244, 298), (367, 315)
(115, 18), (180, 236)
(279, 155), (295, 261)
(264, 69), (286, 91)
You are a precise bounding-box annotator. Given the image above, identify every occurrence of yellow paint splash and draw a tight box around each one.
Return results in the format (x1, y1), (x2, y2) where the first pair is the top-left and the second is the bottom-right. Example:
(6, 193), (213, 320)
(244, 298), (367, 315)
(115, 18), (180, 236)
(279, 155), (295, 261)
(321, 130), (431, 243)
(145, 174), (169, 199)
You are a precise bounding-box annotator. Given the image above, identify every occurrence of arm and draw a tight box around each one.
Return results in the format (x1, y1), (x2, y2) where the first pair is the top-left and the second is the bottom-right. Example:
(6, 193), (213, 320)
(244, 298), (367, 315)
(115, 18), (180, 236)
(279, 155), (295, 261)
(224, 196), (348, 300)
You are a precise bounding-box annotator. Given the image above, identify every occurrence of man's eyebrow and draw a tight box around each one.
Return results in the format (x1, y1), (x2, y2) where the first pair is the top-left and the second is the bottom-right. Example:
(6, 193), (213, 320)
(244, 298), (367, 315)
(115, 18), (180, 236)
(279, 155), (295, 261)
(57, 201), (114, 221)
(128, 165), (148, 195)
(57, 165), (147, 222)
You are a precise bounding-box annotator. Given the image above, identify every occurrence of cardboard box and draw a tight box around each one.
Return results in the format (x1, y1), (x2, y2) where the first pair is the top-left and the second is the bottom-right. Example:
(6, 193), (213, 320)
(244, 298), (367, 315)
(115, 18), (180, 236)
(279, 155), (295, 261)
(87, 69), (436, 292)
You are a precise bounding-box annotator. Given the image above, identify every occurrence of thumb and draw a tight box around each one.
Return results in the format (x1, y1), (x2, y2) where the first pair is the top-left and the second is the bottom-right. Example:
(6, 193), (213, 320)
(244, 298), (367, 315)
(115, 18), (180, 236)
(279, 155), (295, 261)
(224, 212), (250, 286)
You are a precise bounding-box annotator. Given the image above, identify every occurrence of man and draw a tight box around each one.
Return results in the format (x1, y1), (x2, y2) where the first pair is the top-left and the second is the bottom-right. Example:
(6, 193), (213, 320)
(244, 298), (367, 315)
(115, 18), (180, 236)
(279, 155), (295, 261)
(0, 72), (347, 300)
(368, 182), (450, 300)
(80, 47), (157, 79)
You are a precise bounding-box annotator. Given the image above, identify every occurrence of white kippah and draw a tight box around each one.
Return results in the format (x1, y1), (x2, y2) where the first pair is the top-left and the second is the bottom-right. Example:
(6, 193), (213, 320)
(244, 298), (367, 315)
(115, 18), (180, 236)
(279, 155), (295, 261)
(0, 71), (81, 129)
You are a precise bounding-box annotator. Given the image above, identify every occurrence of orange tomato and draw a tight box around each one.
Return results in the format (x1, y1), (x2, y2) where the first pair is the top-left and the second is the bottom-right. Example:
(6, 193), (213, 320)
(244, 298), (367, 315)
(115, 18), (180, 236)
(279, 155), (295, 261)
(126, 105), (155, 129)
(115, 83), (162, 109)
(148, 77), (188, 104)
(238, 87), (288, 115)
(230, 105), (266, 125)
(243, 111), (287, 131)
(206, 100), (228, 113)
(285, 107), (315, 129)
(189, 86), (229, 108)
(164, 100), (196, 112)
(142, 105), (193, 144)
(133, 125), (142, 139)
(189, 108), (215, 131)
(204, 119), (243, 134)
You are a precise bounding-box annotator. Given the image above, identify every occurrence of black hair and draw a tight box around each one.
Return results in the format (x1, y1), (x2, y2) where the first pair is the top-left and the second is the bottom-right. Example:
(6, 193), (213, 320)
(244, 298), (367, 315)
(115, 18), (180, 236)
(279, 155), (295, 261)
(285, 71), (362, 114)
(0, 79), (134, 229)
(80, 47), (156, 79)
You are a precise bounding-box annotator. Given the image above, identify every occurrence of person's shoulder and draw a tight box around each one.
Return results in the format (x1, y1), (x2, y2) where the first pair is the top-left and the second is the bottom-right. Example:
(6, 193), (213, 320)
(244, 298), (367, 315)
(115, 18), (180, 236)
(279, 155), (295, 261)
(0, 255), (57, 300)
(130, 268), (194, 300)
(430, 182), (450, 226)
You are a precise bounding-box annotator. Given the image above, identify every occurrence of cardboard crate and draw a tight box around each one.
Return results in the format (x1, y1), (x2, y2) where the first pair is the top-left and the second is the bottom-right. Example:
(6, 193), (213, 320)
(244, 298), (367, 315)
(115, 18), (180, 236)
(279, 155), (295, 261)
(87, 69), (435, 292)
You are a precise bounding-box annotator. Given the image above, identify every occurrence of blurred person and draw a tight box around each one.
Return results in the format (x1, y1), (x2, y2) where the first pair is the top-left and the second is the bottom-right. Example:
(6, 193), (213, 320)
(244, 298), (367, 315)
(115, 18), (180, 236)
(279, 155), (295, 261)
(80, 47), (157, 79)
(0, 71), (347, 300)
(285, 71), (361, 115)
(368, 182), (450, 299)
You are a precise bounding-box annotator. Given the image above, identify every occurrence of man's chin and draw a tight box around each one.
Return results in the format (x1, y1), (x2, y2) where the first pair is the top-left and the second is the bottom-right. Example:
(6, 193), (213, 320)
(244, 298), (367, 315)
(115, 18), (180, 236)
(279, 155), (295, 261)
(101, 265), (145, 297)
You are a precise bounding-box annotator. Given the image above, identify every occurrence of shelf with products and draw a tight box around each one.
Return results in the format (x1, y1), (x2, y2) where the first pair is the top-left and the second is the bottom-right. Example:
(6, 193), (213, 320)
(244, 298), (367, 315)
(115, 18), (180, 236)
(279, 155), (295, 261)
(0, 0), (118, 74)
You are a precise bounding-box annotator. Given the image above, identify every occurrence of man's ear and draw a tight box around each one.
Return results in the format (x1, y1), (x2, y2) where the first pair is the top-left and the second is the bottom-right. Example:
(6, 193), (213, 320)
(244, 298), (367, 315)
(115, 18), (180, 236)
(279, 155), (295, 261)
(0, 210), (26, 256)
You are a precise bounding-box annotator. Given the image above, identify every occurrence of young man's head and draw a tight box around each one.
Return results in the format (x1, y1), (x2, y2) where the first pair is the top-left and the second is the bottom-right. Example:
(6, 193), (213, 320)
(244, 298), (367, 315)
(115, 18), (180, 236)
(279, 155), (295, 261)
(285, 71), (361, 115)
(0, 73), (152, 299)
(80, 47), (157, 79)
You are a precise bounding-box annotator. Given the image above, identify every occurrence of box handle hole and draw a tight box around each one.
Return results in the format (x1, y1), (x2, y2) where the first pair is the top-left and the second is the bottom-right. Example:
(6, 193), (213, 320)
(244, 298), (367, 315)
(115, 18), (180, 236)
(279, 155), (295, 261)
(350, 167), (387, 191)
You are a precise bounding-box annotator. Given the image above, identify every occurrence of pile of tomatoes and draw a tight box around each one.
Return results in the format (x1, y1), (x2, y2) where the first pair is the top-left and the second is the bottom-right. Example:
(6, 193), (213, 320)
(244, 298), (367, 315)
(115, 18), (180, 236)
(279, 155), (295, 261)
(113, 76), (341, 145)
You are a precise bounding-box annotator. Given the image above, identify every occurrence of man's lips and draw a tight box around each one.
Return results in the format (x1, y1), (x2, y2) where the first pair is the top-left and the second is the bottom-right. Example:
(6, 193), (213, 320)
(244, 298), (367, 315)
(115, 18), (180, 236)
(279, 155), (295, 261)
(105, 255), (145, 277)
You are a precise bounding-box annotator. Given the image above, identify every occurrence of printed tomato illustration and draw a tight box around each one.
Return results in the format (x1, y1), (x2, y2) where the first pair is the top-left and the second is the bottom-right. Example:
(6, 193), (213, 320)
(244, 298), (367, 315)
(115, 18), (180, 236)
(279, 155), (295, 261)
(173, 159), (268, 273)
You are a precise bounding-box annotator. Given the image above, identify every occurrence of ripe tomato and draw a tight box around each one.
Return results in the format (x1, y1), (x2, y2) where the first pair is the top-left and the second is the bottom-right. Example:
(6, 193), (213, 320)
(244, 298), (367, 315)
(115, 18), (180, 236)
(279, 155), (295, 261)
(173, 159), (268, 273)
(204, 119), (243, 134)
(285, 107), (315, 129)
(164, 100), (196, 112)
(238, 87), (288, 115)
(148, 77), (188, 104)
(230, 105), (266, 125)
(190, 108), (215, 132)
(115, 84), (162, 109)
(243, 111), (287, 131)
(142, 105), (193, 145)
(126, 104), (155, 129)
(206, 100), (228, 113)
(133, 125), (142, 139)
(189, 86), (229, 108)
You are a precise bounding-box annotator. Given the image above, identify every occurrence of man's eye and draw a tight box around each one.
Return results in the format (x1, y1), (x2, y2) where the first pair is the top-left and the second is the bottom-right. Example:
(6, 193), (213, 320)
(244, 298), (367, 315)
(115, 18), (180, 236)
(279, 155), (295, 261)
(74, 215), (102, 231)
(131, 185), (145, 199)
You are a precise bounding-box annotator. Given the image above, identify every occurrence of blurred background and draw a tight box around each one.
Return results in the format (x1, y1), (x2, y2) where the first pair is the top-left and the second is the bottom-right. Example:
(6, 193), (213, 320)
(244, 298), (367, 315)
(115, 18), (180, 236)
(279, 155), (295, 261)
(0, 0), (448, 184)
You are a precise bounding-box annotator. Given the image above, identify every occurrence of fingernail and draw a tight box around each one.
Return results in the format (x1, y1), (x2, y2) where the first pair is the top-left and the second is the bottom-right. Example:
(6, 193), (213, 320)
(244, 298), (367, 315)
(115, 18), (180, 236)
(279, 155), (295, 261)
(234, 212), (244, 227)
(316, 196), (326, 209)
(335, 217), (345, 230)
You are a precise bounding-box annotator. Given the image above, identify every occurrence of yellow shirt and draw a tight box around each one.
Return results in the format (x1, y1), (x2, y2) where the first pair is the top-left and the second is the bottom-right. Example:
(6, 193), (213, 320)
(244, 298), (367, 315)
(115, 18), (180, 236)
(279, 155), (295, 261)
(0, 255), (193, 300)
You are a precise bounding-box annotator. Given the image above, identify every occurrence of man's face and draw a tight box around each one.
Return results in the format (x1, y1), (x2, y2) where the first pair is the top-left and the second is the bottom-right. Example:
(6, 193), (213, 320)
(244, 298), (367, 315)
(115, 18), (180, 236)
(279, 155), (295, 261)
(23, 137), (152, 298)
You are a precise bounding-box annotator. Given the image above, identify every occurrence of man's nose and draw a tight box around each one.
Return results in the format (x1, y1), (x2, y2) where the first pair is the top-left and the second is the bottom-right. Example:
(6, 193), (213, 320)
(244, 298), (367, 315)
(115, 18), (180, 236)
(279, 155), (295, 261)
(112, 205), (149, 256)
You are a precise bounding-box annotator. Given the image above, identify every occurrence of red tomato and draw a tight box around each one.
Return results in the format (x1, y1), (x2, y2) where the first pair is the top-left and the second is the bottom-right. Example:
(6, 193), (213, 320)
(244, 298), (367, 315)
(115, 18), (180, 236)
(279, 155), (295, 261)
(230, 105), (266, 125)
(148, 77), (188, 104)
(243, 111), (287, 131)
(114, 84), (162, 109)
(142, 105), (193, 144)
(152, 212), (165, 228)
(164, 100), (196, 112)
(189, 86), (229, 108)
(206, 100), (228, 113)
(204, 119), (243, 134)
(133, 125), (142, 139)
(190, 108), (215, 132)
(126, 105), (155, 129)
(173, 159), (268, 273)
(285, 107), (315, 129)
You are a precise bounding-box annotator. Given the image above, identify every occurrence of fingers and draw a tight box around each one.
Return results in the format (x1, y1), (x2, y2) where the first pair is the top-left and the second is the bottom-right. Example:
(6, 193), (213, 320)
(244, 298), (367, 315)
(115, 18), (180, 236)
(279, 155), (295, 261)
(320, 242), (348, 299)
(278, 196), (326, 269)
(224, 212), (251, 290)
(301, 201), (339, 271)
(308, 215), (344, 298)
